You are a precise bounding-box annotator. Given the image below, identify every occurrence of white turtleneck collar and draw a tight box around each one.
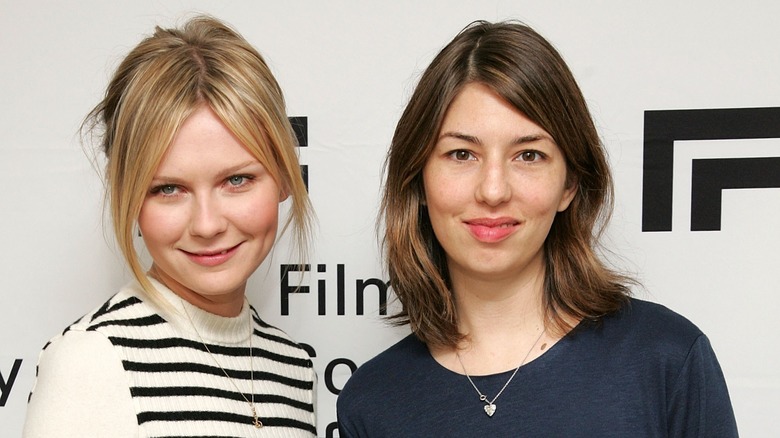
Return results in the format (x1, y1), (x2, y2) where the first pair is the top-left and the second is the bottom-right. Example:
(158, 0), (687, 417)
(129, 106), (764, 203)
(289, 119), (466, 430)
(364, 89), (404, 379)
(132, 276), (254, 346)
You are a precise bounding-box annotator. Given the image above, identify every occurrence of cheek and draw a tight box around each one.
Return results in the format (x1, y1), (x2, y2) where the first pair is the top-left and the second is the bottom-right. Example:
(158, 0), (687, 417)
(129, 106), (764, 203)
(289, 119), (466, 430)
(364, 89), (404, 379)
(423, 189), (454, 239)
(522, 172), (573, 215)
(526, 196), (566, 224)
(138, 203), (184, 247)
(248, 209), (278, 236)
(423, 191), (462, 249)
(236, 194), (280, 236)
(423, 169), (462, 216)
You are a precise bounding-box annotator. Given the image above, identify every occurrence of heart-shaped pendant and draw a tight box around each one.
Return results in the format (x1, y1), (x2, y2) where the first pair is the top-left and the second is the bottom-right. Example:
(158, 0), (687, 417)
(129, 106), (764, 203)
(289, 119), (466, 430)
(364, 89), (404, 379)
(484, 403), (496, 417)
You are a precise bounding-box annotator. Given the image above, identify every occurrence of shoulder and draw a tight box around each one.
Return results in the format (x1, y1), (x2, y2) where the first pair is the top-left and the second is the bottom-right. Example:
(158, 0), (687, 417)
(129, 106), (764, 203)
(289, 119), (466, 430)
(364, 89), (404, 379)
(563, 298), (708, 374)
(613, 303), (737, 435)
(34, 328), (121, 380)
(603, 297), (703, 349)
(27, 283), (165, 409)
(620, 298), (701, 331)
(338, 334), (423, 406)
(29, 285), (152, 399)
(337, 334), (424, 436)
(34, 285), (148, 357)
(25, 325), (137, 436)
(250, 306), (313, 367)
(63, 283), (162, 335)
(348, 334), (425, 380)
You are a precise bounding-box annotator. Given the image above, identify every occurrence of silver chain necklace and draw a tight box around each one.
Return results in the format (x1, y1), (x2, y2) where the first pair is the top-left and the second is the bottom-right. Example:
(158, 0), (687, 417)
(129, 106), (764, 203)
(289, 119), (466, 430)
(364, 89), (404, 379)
(456, 328), (546, 417)
(182, 299), (263, 428)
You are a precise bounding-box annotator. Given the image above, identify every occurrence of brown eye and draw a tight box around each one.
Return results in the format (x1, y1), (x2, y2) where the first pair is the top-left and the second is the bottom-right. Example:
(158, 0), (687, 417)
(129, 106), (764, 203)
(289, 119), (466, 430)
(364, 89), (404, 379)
(452, 150), (473, 161)
(519, 151), (540, 162)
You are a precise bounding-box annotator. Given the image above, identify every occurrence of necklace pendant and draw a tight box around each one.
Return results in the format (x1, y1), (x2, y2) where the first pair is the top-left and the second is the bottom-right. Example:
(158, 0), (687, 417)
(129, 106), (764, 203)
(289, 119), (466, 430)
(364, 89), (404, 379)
(484, 403), (496, 417)
(251, 406), (263, 428)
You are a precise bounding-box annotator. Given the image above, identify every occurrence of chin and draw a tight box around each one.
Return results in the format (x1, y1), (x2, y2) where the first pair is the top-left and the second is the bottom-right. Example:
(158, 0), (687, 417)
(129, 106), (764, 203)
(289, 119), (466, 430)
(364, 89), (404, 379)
(186, 275), (246, 298)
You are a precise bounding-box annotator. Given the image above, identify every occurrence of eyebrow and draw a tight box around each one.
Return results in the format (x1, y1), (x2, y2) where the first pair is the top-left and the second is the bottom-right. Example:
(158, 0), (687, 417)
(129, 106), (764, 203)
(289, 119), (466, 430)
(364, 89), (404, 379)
(151, 160), (264, 183)
(438, 131), (550, 145)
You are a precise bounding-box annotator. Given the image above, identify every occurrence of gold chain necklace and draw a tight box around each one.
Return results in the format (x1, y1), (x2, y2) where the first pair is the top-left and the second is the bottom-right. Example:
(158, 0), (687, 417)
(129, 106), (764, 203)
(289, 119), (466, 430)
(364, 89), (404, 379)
(181, 299), (262, 429)
(456, 328), (546, 417)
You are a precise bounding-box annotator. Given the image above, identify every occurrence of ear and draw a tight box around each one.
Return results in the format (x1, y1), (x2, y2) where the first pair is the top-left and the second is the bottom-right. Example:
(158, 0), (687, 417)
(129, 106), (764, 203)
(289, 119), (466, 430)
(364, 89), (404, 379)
(274, 173), (291, 203)
(557, 178), (578, 212)
(279, 188), (289, 203)
(419, 183), (428, 206)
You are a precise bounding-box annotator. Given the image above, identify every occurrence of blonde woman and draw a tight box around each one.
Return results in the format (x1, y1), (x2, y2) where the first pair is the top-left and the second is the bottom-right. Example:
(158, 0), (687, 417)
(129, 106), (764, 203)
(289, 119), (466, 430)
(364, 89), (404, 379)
(24, 16), (316, 437)
(337, 21), (737, 437)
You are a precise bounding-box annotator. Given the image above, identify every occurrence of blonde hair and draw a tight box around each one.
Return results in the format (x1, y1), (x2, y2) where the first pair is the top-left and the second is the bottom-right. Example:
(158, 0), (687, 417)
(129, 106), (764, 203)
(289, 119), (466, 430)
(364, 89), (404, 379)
(84, 15), (312, 304)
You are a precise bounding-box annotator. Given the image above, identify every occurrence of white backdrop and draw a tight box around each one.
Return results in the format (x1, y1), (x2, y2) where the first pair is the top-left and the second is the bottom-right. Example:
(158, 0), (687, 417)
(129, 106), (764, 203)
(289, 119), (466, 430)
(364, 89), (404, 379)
(2, 1), (779, 436)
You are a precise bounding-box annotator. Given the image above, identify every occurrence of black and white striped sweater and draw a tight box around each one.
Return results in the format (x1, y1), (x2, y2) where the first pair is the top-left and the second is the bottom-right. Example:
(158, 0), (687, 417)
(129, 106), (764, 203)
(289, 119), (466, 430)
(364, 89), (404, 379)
(24, 278), (316, 437)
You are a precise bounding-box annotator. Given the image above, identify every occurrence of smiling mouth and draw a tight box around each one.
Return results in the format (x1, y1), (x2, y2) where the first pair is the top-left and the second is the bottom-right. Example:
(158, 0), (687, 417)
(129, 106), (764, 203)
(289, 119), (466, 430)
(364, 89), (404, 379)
(182, 243), (241, 258)
(465, 218), (520, 228)
(180, 244), (242, 267)
(464, 218), (520, 242)
(194, 248), (230, 256)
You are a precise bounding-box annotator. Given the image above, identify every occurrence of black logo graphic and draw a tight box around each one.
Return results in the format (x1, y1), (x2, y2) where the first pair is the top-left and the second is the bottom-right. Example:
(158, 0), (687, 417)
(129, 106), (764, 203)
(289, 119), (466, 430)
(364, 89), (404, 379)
(642, 107), (780, 231)
(280, 264), (389, 316)
(0, 359), (22, 407)
(289, 116), (308, 190)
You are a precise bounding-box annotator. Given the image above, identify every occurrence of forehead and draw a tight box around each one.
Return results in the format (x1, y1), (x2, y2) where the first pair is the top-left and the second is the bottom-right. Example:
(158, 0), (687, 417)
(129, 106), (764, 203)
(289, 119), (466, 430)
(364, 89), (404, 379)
(437, 82), (552, 141)
(154, 106), (260, 176)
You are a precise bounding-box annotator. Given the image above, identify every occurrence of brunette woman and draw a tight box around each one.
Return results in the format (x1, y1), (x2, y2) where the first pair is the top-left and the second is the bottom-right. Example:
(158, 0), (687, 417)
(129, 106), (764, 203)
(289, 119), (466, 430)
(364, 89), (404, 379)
(337, 20), (737, 437)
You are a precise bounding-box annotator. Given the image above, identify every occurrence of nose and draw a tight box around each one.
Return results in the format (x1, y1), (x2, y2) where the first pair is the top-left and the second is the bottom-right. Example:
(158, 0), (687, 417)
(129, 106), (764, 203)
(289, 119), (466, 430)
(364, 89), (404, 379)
(189, 193), (228, 238)
(476, 161), (512, 206)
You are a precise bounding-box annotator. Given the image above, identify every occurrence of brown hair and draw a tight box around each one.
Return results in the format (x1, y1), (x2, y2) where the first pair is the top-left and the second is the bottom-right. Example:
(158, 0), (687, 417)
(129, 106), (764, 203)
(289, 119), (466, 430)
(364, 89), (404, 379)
(84, 15), (312, 305)
(382, 20), (631, 348)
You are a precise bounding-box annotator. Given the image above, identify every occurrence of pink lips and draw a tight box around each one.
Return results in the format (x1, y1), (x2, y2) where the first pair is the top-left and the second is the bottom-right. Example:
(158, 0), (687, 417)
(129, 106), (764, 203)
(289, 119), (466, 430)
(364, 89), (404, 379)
(465, 217), (520, 242)
(182, 243), (241, 267)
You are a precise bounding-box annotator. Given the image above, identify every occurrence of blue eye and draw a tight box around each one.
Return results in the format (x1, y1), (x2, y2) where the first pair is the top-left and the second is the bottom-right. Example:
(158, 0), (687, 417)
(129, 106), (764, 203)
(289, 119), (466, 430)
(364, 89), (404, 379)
(228, 175), (245, 186)
(227, 175), (255, 187)
(148, 184), (178, 196)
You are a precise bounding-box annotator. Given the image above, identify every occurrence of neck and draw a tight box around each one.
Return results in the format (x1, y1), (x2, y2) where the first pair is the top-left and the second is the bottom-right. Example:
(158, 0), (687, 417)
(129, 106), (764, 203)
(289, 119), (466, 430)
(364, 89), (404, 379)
(179, 290), (245, 318)
(148, 265), (245, 317)
(430, 260), (552, 375)
(451, 263), (546, 343)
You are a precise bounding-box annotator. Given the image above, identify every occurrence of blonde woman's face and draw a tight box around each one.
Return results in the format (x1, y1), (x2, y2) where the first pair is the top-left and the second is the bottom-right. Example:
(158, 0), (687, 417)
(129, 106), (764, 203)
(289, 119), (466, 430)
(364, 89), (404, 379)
(138, 105), (283, 314)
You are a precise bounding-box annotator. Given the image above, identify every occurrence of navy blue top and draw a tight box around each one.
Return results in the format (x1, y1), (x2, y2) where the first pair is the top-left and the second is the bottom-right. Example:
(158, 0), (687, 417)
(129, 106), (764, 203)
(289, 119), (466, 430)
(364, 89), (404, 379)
(337, 299), (738, 437)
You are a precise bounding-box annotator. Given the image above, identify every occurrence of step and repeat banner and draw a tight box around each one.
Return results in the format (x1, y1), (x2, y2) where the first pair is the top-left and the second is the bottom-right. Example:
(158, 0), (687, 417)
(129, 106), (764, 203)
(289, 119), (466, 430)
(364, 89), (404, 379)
(2, 1), (778, 436)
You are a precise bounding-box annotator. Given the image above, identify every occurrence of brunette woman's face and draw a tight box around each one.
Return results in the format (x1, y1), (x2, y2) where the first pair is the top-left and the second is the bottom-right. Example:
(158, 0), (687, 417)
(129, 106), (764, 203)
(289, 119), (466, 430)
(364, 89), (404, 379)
(422, 82), (576, 284)
(138, 105), (283, 310)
